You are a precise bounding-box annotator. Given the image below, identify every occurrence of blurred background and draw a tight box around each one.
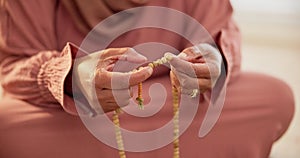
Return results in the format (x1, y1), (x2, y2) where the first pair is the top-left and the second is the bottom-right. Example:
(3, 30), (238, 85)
(231, 0), (300, 157)
(0, 0), (299, 157)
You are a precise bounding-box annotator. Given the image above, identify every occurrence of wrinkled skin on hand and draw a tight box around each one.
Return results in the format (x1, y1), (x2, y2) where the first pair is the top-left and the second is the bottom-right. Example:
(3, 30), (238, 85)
(169, 43), (222, 96)
(74, 47), (153, 114)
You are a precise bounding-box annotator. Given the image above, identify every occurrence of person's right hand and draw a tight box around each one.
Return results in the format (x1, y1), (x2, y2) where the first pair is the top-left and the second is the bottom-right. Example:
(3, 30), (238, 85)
(74, 48), (153, 114)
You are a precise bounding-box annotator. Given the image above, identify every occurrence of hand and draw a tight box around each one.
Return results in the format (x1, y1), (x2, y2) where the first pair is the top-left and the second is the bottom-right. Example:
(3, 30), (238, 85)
(168, 43), (222, 96)
(74, 48), (153, 114)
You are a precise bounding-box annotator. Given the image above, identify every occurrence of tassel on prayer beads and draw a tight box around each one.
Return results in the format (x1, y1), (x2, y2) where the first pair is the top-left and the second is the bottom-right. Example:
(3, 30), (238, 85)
(136, 82), (144, 109)
(135, 53), (174, 109)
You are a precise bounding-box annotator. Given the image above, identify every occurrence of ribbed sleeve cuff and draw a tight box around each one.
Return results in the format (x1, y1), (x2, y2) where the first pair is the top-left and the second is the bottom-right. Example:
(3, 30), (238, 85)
(37, 43), (76, 114)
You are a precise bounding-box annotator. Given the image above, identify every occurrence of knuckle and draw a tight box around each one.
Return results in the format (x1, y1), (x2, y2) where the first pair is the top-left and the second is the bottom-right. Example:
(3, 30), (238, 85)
(94, 71), (101, 81)
(204, 84), (212, 91)
(98, 100), (107, 108)
(134, 71), (148, 82)
(97, 91), (107, 101)
(96, 72), (110, 87)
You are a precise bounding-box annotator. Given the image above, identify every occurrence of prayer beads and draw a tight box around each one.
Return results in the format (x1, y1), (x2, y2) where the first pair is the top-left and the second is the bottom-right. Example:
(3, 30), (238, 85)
(113, 53), (180, 158)
(135, 53), (174, 109)
(113, 109), (126, 158)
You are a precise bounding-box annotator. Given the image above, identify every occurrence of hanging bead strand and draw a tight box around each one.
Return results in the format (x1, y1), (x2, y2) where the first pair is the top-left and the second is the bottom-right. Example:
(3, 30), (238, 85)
(172, 85), (180, 158)
(136, 53), (173, 108)
(136, 82), (144, 109)
(113, 109), (126, 158)
(113, 53), (179, 158)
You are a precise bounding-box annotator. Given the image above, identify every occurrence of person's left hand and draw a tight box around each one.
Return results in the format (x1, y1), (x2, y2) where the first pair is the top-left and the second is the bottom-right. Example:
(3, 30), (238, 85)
(168, 43), (223, 97)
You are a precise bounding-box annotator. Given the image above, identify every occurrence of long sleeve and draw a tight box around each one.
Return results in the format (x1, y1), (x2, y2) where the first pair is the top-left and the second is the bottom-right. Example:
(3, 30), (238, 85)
(184, 0), (241, 82)
(0, 0), (77, 114)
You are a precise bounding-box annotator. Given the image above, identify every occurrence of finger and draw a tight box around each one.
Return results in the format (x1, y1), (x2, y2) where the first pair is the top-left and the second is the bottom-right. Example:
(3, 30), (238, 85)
(179, 46), (207, 59)
(185, 54), (206, 63)
(169, 55), (211, 78)
(98, 102), (121, 113)
(96, 66), (153, 89)
(178, 49), (206, 64)
(169, 54), (196, 77)
(119, 48), (148, 63)
(172, 69), (211, 93)
(180, 47), (199, 57)
(190, 44), (216, 56)
(101, 100), (130, 110)
(96, 88), (132, 101)
(101, 47), (147, 63)
(193, 63), (221, 78)
(180, 44), (220, 62)
(106, 64), (115, 71)
(128, 66), (153, 86)
(171, 70), (210, 94)
(97, 89), (131, 110)
(100, 48), (148, 72)
(100, 47), (130, 59)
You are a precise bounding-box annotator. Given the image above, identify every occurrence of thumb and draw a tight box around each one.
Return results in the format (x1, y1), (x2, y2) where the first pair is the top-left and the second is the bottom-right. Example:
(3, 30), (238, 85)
(106, 66), (152, 90)
(120, 48), (148, 63)
(129, 66), (153, 86)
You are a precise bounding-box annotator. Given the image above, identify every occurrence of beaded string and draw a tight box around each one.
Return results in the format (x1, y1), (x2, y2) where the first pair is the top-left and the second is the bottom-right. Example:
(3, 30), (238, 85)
(172, 85), (180, 158)
(135, 53), (173, 109)
(113, 108), (126, 158)
(113, 53), (180, 158)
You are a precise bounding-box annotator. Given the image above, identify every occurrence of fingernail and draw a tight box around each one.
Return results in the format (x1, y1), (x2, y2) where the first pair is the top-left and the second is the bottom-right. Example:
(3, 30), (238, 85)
(137, 54), (147, 62)
(128, 48), (147, 62)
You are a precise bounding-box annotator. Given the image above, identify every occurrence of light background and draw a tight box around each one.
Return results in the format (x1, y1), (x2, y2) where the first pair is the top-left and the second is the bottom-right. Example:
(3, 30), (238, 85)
(0, 0), (299, 157)
(231, 0), (300, 157)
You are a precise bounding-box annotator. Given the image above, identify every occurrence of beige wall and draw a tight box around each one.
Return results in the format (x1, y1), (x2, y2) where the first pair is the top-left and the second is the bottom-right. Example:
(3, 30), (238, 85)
(231, 0), (300, 157)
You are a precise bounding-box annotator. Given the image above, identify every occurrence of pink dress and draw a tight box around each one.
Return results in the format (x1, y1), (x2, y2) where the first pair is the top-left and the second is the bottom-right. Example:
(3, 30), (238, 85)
(0, 0), (294, 157)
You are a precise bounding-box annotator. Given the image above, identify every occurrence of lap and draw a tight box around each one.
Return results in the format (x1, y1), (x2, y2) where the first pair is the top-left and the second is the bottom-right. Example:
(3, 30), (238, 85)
(0, 72), (294, 158)
(0, 99), (110, 158)
(205, 72), (294, 157)
(225, 71), (294, 131)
